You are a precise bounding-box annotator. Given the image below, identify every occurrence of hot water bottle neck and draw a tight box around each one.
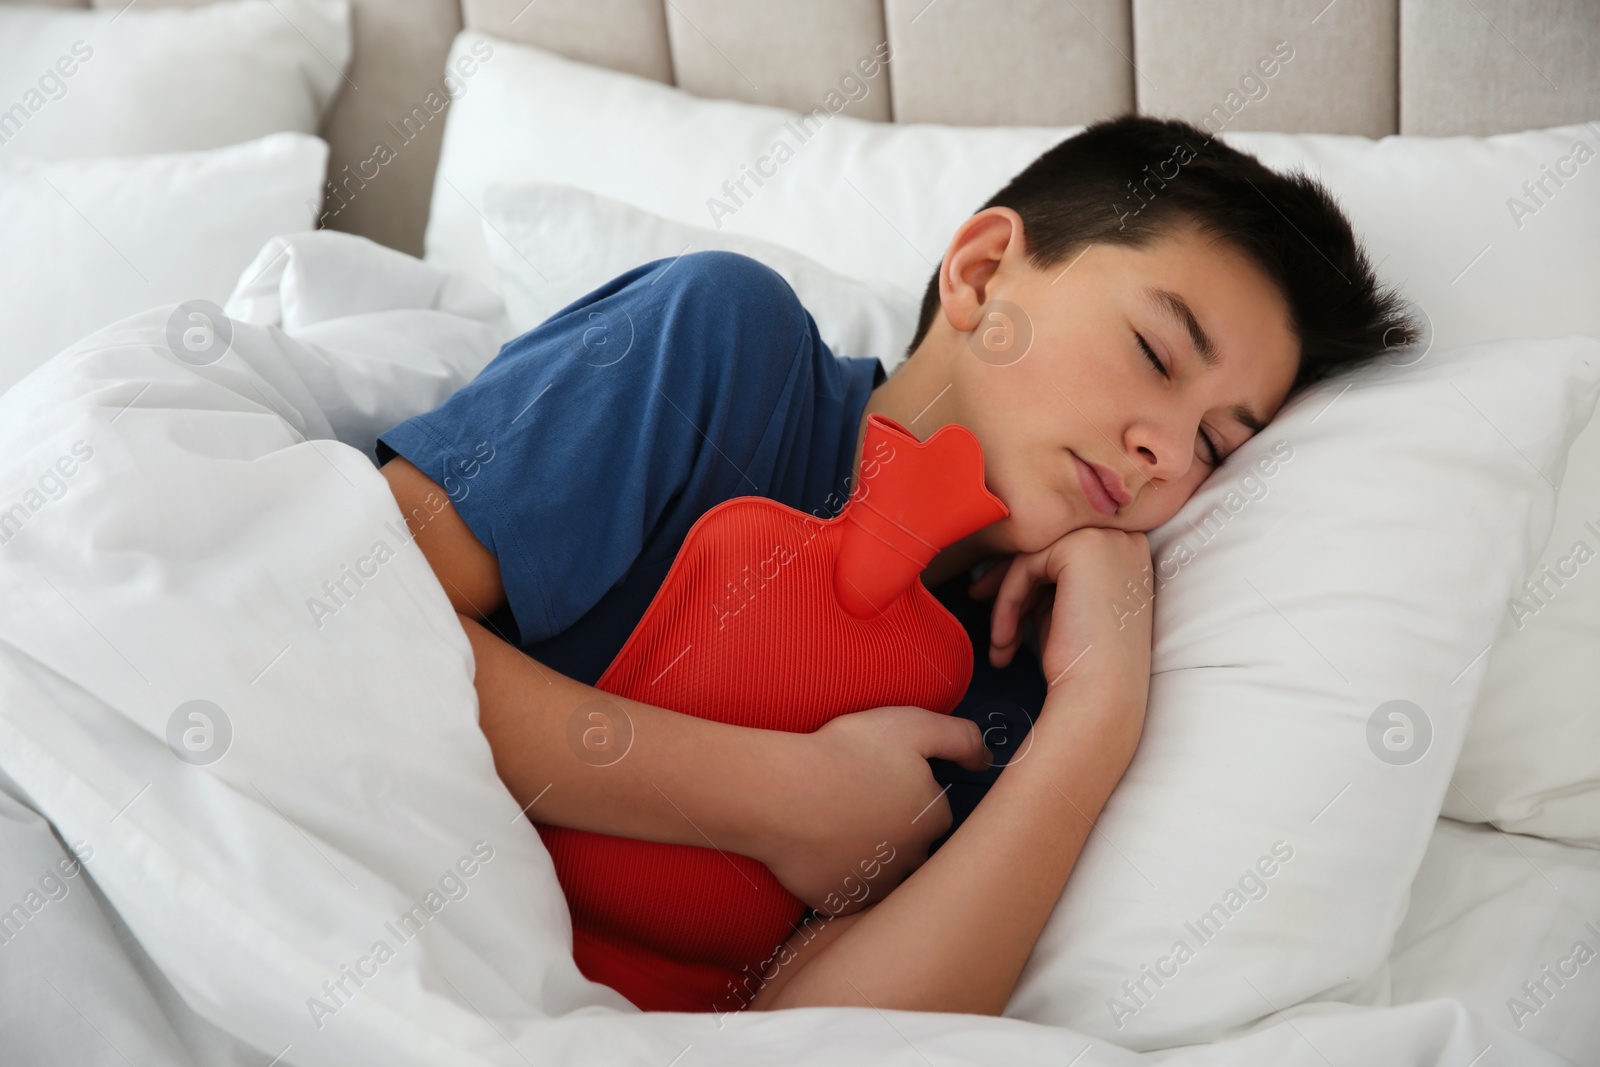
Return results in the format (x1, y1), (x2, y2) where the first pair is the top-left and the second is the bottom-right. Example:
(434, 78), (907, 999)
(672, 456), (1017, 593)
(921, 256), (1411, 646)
(535, 413), (1008, 1012)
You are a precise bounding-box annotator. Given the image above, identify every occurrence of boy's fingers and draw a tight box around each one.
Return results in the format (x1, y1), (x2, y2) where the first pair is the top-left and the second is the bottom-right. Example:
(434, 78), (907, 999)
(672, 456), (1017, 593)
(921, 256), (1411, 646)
(989, 600), (1034, 667)
(912, 710), (993, 772)
(966, 556), (1011, 600)
(989, 552), (1044, 651)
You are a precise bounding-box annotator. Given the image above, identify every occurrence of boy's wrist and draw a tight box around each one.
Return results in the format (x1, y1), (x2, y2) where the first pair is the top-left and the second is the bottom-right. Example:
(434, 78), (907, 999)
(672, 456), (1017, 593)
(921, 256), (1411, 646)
(741, 728), (831, 865)
(1036, 661), (1147, 752)
(686, 722), (800, 861)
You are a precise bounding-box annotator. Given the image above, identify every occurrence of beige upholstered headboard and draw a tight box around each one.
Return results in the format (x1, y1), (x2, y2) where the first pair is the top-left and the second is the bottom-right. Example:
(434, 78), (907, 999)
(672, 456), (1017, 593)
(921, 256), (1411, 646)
(64, 0), (1600, 257)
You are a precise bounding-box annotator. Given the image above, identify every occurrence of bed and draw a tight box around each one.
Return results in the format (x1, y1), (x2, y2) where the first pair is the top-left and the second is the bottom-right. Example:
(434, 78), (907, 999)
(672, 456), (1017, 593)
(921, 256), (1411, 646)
(1, 2), (1598, 1065)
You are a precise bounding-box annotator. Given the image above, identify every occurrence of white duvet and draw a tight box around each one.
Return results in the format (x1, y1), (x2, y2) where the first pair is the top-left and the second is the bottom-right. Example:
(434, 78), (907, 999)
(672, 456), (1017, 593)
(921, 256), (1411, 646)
(0, 232), (1573, 1066)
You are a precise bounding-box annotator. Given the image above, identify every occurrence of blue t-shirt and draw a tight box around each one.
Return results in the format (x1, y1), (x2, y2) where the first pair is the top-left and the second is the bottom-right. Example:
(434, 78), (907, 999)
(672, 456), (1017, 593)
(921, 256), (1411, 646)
(378, 250), (1048, 852)
(376, 250), (886, 685)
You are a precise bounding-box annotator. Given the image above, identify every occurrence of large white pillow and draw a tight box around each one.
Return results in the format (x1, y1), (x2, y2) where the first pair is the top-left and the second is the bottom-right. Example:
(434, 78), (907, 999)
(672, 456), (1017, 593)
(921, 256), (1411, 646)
(0, 132), (328, 394)
(425, 31), (1600, 354)
(1442, 413), (1600, 846)
(426, 32), (1059, 310)
(1005, 335), (1600, 1046)
(0, 0), (349, 160)
(480, 182), (919, 371)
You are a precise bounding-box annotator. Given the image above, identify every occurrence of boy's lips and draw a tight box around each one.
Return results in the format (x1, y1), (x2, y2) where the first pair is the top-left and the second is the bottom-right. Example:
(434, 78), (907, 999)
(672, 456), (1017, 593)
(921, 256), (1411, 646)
(1073, 452), (1132, 515)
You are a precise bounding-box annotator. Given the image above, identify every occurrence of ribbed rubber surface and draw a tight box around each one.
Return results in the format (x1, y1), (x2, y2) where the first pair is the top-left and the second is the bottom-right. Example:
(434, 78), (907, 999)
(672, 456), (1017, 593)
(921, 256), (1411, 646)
(536, 414), (1008, 1012)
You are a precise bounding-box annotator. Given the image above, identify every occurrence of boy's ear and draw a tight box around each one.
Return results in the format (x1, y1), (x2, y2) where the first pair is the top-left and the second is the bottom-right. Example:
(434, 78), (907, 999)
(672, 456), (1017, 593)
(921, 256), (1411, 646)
(938, 207), (1027, 337)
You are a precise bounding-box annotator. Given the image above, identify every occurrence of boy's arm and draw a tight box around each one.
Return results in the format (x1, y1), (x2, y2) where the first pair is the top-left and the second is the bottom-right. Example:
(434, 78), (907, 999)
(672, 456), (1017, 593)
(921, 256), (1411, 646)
(752, 527), (1153, 1013)
(383, 458), (991, 910)
(461, 617), (991, 910)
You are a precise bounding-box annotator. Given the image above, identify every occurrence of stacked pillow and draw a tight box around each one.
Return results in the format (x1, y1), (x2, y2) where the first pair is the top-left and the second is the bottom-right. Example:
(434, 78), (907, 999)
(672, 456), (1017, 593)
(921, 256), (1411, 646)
(422, 31), (1600, 1047)
(480, 182), (919, 374)
(1445, 410), (1600, 846)
(0, 0), (351, 393)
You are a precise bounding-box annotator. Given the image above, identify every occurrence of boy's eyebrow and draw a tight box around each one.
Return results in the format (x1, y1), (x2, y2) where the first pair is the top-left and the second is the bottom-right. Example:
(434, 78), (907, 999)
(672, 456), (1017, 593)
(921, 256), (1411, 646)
(1146, 286), (1217, 365)
(1146, 285), (1265, 435)
(1233, 405), (1266, 434)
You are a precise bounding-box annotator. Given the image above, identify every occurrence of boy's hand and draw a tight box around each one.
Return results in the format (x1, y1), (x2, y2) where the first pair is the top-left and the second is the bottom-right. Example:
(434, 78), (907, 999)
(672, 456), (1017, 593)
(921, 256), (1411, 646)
(756, 705), (992, 915)
(978, 529), (1154, 693)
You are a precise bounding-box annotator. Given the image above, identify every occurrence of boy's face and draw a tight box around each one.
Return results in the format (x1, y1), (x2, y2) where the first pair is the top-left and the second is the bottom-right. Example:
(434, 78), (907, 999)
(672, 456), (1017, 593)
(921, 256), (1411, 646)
(930, 211), (1300, 555)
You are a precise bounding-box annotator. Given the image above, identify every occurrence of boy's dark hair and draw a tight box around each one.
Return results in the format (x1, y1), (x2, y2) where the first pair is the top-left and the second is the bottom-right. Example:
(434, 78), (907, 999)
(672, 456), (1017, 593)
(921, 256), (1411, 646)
(907, 115), (1416, 395)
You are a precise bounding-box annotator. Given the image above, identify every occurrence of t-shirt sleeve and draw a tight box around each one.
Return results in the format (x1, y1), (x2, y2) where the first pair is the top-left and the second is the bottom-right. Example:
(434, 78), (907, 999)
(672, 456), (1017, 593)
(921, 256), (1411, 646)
(375, 251), (820, 647)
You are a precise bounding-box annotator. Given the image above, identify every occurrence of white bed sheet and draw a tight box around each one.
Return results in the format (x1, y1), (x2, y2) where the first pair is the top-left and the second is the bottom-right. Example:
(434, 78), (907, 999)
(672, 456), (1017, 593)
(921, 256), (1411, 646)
(1392, 818), (1600, 1064)
(0, 231), (1575, 1067)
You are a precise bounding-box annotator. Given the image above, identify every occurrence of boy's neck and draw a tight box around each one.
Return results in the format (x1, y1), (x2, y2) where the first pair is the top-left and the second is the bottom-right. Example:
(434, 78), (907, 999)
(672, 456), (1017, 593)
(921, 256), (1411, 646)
(920, 533), (994, 589)
(851, 336), (955, 477)
(850, 339), (999, 590)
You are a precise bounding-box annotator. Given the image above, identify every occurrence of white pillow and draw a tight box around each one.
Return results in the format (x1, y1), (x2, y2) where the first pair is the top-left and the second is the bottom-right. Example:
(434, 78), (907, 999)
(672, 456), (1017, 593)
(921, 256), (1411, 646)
(425, 31), (1600, 354)
(480, 182), (919, 372)
(0, 133), (328, 394)
(1442, 413), (1600, 846)
(1006, 335), (1600, 1046)
(1213, 127), (1600, 354)
(0, 0), (349, 160)
(427, 32), (1059, 308)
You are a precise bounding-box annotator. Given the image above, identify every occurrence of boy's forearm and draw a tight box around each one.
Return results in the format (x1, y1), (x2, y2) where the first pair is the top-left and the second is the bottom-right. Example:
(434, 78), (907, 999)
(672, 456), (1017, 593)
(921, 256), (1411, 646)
(460, 612), (794, 858)
(765, 665), (1146, 1014)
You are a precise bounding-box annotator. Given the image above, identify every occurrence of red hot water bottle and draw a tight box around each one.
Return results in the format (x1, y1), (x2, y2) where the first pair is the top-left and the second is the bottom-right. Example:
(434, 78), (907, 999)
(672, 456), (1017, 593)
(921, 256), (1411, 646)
(535, 413), (1008, 1012)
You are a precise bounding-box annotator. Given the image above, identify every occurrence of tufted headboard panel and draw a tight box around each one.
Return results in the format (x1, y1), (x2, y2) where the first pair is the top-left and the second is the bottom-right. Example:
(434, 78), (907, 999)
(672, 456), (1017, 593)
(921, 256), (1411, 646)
(469, 0), (1599, 138)
(58, 0), (1600, 256)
